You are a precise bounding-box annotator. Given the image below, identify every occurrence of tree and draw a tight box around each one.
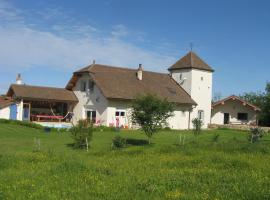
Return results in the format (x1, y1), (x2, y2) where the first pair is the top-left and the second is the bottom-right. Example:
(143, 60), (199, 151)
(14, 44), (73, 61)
(70, 120), (93, 150)
(131, 94), (174, 144)
(240, 82), (270, 126)
(192, 118), (203, 135)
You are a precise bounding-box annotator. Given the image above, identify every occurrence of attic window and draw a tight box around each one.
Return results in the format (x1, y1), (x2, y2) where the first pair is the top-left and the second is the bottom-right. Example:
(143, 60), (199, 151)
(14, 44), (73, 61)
(88, 80), (94, 93)
(80, 81), (86, 92)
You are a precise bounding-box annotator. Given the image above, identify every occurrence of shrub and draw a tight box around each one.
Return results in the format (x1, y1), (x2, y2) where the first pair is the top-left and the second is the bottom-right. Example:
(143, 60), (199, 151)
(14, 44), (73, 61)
(70, 120), (93, 149)
(248, 127), (265, 143)
(112, 136), (126, 148)
(192, 118), (203, 135)
(163, 127), (171, 131)
(0, 119), (44, 129)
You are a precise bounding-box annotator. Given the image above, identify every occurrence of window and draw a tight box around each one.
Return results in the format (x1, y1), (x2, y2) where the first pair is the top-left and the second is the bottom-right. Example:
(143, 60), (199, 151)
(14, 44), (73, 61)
(86, 110), (96, 123)
(179, 73), (182, 80)
(88, 80), (94, 93)
(115, 110), (125, 117)
(198, 110), (204, 122)
(120, 112), (125, 116)
(237, 113), (248, 121)
(201, 76), (204, 81)
(80, 80), (86, 92)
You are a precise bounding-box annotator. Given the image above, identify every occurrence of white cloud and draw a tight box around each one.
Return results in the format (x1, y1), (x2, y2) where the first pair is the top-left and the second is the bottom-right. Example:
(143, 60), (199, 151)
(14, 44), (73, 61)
(0, 1), (176, 74)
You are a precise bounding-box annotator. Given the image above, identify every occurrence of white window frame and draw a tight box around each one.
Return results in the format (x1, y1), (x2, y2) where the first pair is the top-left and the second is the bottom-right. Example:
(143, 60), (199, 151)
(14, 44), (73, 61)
(198, 110), (204, 122)
(115, 109), (126, 117)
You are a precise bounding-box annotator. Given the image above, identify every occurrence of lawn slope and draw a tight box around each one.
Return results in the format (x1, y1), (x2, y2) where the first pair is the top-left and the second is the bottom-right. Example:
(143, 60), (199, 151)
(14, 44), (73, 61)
(0, 124), (270, 200)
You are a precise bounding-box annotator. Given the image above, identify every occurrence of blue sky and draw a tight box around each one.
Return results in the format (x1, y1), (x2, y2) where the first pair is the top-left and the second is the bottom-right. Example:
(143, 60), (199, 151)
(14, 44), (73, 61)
(0, 0), (270, 97)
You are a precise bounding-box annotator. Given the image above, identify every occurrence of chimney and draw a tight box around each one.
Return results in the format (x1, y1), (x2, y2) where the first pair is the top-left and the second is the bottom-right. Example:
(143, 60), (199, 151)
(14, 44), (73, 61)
(16, 73), (23, 85)
(137, 64), (143, 80)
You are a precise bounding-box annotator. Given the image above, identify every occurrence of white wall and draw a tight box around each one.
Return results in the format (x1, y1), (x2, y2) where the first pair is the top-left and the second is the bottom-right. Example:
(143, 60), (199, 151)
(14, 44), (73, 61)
(171, 69), (213, 128)
(107, 100), (192, 129)
(16, 100), (23, 121)
(106, 100), (132, 127)
(0, 106), (10, 119)
(72, 73), (108, 125)
(211, 99), (258, 125)
(167, 105), (191, 129)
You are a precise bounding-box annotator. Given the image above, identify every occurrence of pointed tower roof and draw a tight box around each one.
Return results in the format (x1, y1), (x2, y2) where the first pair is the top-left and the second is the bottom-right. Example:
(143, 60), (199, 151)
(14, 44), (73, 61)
(168, 51), (214, 72)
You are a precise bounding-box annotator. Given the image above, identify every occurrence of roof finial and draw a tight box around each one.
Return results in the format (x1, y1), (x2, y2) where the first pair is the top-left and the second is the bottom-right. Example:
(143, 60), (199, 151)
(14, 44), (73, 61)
(189, 42), (193, 51)
(93, 59), (96, 64)
(16, 73), (23, 85)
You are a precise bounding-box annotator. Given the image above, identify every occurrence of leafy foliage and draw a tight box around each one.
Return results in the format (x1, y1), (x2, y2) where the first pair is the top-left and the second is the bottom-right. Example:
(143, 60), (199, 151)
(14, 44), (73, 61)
(248, 127), (265, 143)
(0, 119), (44, 129)
(70, 120), (93, 149)
(131, 94), (174, 144)
(240, 82), (270, 126)
(192, 118), (203, 135)
(112, 135), (126, 148)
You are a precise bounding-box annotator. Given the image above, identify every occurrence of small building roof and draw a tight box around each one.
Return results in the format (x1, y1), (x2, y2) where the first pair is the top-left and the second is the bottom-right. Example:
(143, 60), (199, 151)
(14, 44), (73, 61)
(66, 64), (197, 105)
(212, 95), (261, 111)
(168, 51), (214, 72)
(0, 95), (14, 109)
(7, 84), (78, 103)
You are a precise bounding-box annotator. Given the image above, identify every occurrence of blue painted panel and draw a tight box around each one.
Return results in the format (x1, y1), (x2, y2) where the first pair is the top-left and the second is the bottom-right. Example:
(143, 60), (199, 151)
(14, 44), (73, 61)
(9, 104), (17, 120)
(23, 107), (29, 120)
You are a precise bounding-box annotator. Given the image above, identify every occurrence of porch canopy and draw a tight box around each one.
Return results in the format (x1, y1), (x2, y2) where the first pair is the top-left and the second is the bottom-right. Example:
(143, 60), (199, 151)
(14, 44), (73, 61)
(7, 84), (78, 122)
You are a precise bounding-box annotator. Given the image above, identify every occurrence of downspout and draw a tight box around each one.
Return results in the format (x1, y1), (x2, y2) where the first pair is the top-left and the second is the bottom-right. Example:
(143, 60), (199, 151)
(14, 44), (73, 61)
(188, 105), (196, 129)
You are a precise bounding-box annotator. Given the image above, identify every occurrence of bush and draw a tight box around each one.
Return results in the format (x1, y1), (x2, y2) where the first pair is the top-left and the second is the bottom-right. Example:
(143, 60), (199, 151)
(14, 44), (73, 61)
(70, 120), (93, 149)
(248, 127), (265, 143)
(192, 118), (203, 135)
(112, 136), (126, 148)
(0, 119), (44, 129)
(163, 127), (171, 131)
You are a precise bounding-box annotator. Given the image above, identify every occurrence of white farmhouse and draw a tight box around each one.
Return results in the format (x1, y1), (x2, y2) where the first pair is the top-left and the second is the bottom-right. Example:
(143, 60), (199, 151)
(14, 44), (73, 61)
(1, 51), (260, 129)
(66, 51), (213, 129)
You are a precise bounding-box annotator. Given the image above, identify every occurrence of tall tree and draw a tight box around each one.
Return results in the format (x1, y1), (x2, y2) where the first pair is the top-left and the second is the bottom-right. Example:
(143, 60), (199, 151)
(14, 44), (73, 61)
(131, 94), (174, 144)
(240, 82), (270, 126)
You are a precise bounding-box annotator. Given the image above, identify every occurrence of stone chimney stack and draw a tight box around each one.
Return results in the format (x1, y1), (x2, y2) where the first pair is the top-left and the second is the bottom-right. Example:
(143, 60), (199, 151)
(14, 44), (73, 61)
(16, 73), (23, 85)
(137, 64), (143, 80)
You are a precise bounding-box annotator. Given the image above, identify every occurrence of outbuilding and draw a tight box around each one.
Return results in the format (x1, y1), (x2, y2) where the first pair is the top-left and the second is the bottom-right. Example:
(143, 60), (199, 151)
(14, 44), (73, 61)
(0, 96), (15, 120)
(211, 95), (260, 125)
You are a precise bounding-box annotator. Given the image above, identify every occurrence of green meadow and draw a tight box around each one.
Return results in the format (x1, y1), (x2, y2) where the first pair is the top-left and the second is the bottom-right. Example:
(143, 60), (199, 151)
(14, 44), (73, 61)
(0, 123), (270, 200)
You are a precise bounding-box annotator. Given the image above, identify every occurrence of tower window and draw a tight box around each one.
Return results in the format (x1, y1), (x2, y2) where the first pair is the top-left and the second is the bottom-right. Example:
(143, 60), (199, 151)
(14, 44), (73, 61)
(198, 110), (204, 122)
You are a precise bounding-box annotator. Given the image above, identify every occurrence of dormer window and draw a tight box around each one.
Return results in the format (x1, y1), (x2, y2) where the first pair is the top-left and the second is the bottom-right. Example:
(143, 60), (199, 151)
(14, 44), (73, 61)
(80, 80), (86, 92)
(88, 80), (94, 93)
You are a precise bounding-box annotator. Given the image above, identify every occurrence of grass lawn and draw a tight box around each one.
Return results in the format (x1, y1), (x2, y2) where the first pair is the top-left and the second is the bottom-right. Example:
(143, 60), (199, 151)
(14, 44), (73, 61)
(0, 124), (270, 200)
